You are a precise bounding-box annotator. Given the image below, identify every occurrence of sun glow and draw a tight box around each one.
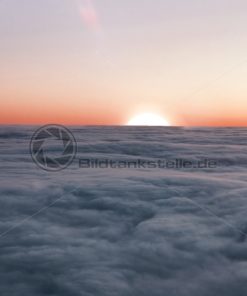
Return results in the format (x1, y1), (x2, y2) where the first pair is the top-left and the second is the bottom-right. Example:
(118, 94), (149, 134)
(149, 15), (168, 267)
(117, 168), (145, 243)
(127, 113), (170, 126)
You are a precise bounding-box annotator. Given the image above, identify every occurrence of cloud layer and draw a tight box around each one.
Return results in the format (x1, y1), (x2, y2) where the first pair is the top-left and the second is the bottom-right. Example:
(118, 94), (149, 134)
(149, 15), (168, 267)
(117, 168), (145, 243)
(0, 126), (247, 295)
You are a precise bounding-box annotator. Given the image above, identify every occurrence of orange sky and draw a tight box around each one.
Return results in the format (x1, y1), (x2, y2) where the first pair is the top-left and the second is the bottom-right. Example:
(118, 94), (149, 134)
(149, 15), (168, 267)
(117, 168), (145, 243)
(1, 0), (247, 126)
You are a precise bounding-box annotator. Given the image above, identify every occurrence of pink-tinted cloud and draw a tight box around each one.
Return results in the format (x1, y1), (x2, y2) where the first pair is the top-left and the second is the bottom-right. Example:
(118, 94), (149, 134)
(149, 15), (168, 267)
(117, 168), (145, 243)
(79, 0), (100, 31)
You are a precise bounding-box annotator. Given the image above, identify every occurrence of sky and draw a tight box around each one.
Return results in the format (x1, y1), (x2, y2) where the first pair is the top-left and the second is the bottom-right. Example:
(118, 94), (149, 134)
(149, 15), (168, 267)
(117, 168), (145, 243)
(0, 0), (247, 126)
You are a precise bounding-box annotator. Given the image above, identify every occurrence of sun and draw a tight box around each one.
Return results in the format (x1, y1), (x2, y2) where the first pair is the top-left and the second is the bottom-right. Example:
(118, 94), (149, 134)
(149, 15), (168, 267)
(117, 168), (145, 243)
(127, 113), (170, 126)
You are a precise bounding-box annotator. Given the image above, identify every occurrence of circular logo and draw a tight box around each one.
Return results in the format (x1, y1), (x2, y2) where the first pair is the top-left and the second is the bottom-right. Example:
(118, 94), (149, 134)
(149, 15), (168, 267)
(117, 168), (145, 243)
(30, 124), (77, 171)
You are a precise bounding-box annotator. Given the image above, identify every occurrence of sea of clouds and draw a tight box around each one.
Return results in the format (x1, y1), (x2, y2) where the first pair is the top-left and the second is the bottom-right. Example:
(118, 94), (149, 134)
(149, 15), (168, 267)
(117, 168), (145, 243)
(0, 126), (247, 296)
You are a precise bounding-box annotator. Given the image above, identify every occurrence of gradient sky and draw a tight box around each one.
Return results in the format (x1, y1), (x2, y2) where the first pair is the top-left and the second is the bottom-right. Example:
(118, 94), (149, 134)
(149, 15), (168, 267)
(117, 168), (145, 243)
(1, 0), (247, 126)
